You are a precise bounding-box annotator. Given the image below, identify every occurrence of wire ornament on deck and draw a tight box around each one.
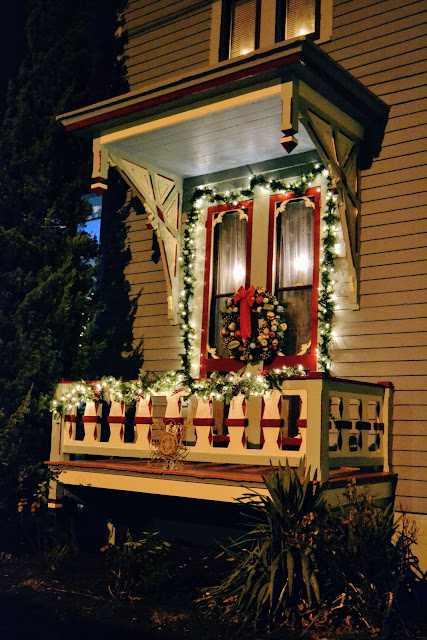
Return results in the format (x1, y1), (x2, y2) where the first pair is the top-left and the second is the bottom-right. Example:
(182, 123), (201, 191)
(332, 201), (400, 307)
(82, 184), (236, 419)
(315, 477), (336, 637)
(149, 418), (188, 470)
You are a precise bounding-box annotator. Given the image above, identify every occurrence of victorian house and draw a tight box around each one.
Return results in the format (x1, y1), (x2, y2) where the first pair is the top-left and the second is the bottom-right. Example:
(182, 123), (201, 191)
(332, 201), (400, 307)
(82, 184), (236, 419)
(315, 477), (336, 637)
(47, 0), (427, 568)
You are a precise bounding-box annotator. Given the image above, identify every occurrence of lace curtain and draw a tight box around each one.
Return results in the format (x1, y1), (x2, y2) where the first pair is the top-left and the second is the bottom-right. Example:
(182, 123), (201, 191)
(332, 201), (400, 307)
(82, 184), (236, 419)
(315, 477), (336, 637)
(211, 211), (247, 355)
(276, 198), (314, 354)
(216, 211), (247, 294)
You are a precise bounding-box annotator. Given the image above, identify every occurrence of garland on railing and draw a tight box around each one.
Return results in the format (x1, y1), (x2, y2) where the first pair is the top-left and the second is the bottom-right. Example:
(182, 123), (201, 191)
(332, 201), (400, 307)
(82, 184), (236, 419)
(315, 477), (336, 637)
(50, 366), (306, 416)
(50, 161), (338, 415)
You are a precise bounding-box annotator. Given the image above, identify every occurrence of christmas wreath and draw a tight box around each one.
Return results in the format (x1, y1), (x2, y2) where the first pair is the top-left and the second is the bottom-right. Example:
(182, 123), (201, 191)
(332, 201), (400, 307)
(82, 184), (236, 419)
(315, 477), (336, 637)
(220, 285), (288, 364)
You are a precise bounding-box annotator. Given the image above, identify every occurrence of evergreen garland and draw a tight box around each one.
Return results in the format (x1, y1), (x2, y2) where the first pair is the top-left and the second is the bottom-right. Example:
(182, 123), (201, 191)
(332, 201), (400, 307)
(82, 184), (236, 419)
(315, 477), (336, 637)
(50, 161), (339, 413)
(180, 161), (337, 378)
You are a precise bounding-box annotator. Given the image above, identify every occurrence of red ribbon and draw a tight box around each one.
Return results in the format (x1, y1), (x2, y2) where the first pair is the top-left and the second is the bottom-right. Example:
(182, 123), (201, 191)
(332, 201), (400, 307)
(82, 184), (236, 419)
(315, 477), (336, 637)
(234, 285), (255, 342)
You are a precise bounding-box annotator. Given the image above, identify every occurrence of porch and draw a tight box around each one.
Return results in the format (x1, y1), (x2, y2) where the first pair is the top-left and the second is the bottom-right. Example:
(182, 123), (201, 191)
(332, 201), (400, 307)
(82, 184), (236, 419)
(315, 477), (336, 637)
(47, 373), (395, 506)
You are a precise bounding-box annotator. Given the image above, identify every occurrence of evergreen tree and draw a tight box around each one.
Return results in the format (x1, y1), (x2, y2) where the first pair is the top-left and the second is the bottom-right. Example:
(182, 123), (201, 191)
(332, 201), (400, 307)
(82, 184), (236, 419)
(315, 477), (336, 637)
(0, 0), (132, 510)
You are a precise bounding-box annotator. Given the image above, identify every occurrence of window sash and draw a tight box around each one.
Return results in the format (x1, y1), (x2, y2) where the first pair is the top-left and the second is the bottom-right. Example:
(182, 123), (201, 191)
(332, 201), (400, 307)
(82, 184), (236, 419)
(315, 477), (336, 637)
(275, 0), (321, 43)
(209, 209), (249, 355)
(275, 197), (314, 356)
(219, 0), (261, 61)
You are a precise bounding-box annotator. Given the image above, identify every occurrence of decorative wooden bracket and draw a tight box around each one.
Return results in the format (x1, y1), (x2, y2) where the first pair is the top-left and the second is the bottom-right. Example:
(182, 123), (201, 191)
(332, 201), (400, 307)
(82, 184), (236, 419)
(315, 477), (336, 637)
(110, 154), (182, 323)
(91, 139), (111, 195)
(281, 81), (363, 309)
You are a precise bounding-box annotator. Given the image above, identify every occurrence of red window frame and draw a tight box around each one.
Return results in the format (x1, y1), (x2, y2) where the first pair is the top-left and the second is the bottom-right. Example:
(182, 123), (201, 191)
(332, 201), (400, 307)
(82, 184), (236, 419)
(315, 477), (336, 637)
(266, 187), (321, 372)
(200, 201), (253, 376)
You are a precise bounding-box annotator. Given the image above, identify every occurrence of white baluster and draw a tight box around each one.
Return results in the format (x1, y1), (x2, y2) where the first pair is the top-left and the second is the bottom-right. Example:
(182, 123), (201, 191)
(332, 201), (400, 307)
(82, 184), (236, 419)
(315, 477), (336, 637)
(108, 399), (126, 447)
(225, 393), (247, 452)
(261, 389), (282, 453)
(134, 395), (152, 449)
(82, 400), (102, 443)
(192, 395), (214, 451)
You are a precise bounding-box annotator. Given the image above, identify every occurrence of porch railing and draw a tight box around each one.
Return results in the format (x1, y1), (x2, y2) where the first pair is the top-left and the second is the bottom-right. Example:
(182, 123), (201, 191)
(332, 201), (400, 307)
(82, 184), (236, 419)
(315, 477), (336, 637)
(50, 374), (392, 481)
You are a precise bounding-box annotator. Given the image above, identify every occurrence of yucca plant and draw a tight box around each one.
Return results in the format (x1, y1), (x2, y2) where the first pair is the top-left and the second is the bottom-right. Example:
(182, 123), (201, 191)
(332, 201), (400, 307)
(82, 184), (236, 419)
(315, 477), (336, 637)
(208, 459), (327, 629)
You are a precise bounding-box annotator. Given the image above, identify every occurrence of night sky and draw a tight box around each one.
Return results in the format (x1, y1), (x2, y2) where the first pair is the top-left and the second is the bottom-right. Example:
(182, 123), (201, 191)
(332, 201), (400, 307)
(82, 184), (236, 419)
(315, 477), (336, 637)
(0, 2), (27, 113)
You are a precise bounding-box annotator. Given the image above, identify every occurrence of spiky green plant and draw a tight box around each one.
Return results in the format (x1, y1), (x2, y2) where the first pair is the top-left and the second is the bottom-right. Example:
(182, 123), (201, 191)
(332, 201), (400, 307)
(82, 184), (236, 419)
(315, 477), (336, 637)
(208, 459), (327, 628)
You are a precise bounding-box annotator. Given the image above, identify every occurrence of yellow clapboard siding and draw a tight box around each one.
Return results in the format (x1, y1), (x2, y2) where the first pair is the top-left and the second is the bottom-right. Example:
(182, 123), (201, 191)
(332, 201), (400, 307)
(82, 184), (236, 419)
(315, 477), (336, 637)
(325, 21), (427, 60)
(360, 247), (427, 268)
(127, 38), (210, 77)
(393, 391), (427, 406)
(362, 193), (427, 216)
(395, 496), (427, 514)
(134, 324), (179, 340)
(361, 261), (427, 280)
(333, 3), (426, 42)
(130, 281), (167, 295)
(333, 346), (427, 364)
(381, 122), (427, 148)
(335, 303), (427, 324)
(396, 480), (427, 499)
(358, 50), (427, 86)
(332, 360), (426, 377)
(126, 21), (210, 62)
(360, 275), (426, 295)
(359, 290), (427, 308)
(363, 164), (427, 191)
(128, 51), (210, 90)
(135, 303), (171, 318)
(140, 336), (182, 350)
(360, 233), (427, 254)
(126, 270), (167, 285)
(335, 319), (427, 337)
(125, 0), (197, 28)
(341, 36), (427, 73)
(141, 359), (181, 372)
(332, 332), (427, 351)
(361, 206), (426, 228)
(333, 0), (417, 20)
(393, 466), (427, 481)
(393, 451), (427, 467)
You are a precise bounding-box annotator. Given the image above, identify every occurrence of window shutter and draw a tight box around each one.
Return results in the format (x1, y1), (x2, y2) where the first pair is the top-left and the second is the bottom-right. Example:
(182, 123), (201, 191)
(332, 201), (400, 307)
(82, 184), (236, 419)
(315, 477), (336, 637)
(230, 0), (258, 58)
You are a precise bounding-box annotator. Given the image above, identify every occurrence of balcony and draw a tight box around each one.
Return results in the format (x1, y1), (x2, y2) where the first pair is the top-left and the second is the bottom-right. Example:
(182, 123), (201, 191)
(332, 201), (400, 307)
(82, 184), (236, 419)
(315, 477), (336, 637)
(47, 373), (396, 507)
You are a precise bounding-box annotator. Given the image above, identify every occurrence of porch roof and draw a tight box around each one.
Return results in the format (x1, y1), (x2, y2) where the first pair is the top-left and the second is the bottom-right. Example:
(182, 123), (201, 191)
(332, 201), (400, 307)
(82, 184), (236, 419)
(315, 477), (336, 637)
(58, 38), (389, 174)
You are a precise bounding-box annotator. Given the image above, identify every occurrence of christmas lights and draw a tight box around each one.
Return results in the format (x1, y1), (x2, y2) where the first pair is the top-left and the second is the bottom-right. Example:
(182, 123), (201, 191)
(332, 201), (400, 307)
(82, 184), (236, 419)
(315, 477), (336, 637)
(50, 162), (338, 414)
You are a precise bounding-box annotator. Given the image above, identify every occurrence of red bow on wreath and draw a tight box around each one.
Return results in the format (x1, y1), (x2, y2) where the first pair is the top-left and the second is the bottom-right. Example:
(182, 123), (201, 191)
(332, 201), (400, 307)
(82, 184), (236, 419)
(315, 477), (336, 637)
(233, 285), (255, 342)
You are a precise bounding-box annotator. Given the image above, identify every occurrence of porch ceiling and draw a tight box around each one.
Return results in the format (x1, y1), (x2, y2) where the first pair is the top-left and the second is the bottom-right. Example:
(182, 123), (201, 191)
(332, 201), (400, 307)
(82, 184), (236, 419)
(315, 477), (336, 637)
(107, 94), (314, 179)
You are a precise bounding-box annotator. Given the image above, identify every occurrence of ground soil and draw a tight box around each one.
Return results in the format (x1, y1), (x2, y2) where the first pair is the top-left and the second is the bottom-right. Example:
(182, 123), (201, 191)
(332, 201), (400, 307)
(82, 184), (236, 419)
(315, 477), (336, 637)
(0, 517), (425, 640)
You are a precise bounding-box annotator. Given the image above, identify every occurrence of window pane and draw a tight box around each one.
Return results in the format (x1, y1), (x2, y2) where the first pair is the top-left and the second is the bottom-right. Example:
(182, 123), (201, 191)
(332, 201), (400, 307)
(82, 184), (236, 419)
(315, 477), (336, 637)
(230, 0), (257, 58)
(212, 296), (231, 357)
(216, 211), (247, 294)
(285, 0), (317, 39)
(276, 198), (314, 355)
(279, 288), (312, 355)
(277, 199), (313, 289)
(211, 210), (247, 354)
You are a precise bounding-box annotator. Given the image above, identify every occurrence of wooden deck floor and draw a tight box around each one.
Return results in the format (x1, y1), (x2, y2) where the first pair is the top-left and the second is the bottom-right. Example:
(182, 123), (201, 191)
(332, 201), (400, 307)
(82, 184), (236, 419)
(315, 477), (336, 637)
(47, 458), (396, 490)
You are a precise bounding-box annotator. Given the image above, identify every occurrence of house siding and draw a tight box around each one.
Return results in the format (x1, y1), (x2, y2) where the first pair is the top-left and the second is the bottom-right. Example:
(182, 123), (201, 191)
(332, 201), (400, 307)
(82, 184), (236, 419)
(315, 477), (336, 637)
(120, 1), (427, 521)
(321, 0), (427, 520)
(125, 204), (181, 373)
(124, 0), (212, 91)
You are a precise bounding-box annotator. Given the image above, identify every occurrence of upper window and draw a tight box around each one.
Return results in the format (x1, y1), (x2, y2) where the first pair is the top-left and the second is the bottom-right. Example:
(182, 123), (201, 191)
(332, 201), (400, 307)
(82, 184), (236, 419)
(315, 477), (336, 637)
(275, 0), (320, 42)
(218, 0), (323, 62)
(219, 0), (261, 61)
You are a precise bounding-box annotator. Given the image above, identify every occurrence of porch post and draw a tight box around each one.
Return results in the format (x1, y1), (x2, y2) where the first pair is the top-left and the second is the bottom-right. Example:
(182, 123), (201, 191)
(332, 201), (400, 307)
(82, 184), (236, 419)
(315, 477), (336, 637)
(304, 378), (329, 482)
